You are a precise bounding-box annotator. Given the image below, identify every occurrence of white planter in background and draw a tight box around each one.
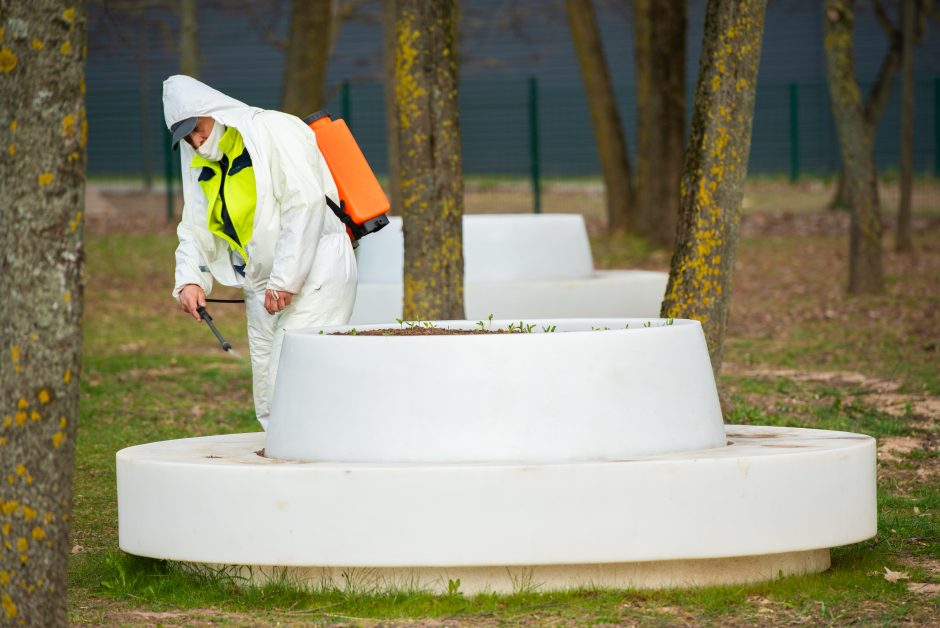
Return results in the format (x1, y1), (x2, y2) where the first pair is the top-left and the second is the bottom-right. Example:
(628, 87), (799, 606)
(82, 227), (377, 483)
(351, 215), (668, 323)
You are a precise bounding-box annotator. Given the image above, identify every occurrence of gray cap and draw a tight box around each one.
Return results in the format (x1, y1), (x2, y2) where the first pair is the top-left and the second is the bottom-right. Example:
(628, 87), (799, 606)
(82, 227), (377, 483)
(170, 117), (198, 150)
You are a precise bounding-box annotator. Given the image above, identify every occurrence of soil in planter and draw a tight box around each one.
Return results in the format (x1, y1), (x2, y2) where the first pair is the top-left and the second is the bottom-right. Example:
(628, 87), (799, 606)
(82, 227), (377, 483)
(332, 327), (513, 336)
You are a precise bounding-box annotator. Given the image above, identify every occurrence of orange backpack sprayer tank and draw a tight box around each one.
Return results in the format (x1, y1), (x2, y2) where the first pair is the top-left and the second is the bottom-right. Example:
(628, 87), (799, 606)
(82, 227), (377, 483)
(304, 110), (390, 246)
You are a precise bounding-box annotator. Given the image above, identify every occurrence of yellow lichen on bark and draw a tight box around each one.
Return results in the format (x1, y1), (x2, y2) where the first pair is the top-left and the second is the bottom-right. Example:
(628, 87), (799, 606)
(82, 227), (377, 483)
(62, 114), (76, 136)
(395, 24), (423, 132)
(31, 40), (44, 51)
(0, 47), (16, 73)
(37, 173), (54, 186)
(2, 593), (16, 619)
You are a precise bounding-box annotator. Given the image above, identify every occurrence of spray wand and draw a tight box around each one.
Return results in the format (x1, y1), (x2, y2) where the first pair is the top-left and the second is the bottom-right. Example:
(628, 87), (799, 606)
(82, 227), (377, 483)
(196, 306), (232, 352)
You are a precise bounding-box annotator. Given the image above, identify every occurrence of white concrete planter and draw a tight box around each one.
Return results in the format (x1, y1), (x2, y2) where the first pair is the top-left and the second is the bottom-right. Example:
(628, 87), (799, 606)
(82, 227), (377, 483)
(265, 319), (725, 464)
(115, 318), (878, 594)
(350, 215), (668, 323)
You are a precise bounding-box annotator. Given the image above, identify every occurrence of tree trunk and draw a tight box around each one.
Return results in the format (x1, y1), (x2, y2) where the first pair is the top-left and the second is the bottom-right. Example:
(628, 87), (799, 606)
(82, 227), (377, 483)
(0, 2), (86, 625)
(827, 0), (929, 210)
(179, 0), (198, 77)
(896, 0), (914, 252)
(633, 0), (685, 248)
(565, 0), (634, 233)
(395, 0), (465, 320)
(281, 0), (332, 117)
(827, 30), (900, 210)
(660, 0), (767, 377)
(824, 0), (884, 293)
(381, 0), (402, 214)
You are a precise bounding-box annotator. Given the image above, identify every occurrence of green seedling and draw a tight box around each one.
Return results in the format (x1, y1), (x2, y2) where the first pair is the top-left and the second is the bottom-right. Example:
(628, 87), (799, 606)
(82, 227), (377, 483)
(487, 313), (494, 329)
(475, 320), (485, 331)
(541, 325), (556, 333)
(643, 321), (652, 328)
(395, 317), (404, 329)
(447, 578), (461, 596)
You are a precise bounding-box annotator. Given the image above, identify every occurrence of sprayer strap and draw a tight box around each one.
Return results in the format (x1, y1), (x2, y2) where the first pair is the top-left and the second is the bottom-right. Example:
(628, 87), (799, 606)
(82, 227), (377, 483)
(325, 196), (366, 239)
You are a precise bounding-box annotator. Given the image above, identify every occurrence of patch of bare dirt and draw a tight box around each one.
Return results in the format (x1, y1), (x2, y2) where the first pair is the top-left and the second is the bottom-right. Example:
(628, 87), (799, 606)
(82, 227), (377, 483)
(723, 365), (940, 424)
(879, 437), (925, 463)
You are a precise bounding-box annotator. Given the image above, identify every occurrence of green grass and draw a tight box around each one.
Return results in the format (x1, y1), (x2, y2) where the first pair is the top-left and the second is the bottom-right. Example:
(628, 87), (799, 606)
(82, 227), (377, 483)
(68, 224), (940, 624)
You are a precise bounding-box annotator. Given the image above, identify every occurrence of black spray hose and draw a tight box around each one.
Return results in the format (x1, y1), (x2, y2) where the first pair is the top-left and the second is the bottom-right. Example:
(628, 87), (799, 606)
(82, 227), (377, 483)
(196, 306), (233, 352)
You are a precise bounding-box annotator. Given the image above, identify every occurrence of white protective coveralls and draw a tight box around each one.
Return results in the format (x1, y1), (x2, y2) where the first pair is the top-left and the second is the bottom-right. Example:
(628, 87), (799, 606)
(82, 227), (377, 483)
(163, 75), (357, 430)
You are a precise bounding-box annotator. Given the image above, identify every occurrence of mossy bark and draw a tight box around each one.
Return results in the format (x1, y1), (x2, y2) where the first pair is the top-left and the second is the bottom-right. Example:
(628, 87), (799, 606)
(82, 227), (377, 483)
(633, 0), (686, 248)
(827, 0), (929, 210)
(565, 0), (634, 233)
(660, 0), (767, 376)
(281, 0), (332, 117)
(824, 0), (884, 293)
(395, 0), (465, 320)
(0, 1), (86, 625)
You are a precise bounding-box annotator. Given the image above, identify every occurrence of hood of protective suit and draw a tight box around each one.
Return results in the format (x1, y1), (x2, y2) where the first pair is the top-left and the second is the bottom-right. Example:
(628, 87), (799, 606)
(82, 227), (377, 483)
(163, 75), (258, 132)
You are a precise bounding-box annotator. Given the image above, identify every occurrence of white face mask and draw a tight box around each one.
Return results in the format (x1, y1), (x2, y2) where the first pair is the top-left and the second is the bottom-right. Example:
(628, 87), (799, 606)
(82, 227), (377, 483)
(195, 121), (226, 161)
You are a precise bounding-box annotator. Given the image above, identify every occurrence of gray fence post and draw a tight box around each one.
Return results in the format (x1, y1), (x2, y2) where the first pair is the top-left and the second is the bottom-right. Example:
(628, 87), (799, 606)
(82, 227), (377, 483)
(529, 77), (541, 214)
(789, 83), (799, 182)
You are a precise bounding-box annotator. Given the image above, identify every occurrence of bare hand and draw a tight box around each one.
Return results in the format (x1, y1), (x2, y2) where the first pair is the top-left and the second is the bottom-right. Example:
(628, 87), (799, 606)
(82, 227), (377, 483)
(264, 289), (293, 315)
(179, 284), (206, 321)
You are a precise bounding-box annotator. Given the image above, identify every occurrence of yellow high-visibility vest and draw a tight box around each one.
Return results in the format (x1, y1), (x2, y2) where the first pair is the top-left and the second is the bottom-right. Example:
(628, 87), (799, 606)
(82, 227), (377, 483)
(191, 126), (256, 262)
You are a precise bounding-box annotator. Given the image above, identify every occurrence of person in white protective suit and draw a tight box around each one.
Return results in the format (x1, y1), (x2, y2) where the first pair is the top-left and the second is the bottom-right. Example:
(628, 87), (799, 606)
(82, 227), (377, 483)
(163, 75), (357, 431)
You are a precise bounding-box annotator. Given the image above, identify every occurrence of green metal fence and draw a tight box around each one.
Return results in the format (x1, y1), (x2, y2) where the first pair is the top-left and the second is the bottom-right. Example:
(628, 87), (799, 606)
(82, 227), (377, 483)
(87, 75), (940, 219)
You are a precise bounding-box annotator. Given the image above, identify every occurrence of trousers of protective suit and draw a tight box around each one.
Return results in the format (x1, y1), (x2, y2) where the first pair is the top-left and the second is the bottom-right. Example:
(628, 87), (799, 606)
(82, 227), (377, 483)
(243, 233), (357, 431)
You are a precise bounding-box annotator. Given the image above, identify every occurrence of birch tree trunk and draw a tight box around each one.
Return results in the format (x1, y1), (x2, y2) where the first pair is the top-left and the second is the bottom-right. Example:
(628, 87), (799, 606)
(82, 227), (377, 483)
(660, 0), (767, 376)
(633, 0), (686, 248)
(824, 0), (884, 293)
(281, 0), (333, 117)
(896, 0), (914, 252)
(179, 0), (199, 77)
(565, 0), (634, 233)
(0, 1), (86, 624)
(395, 0), (465, 320)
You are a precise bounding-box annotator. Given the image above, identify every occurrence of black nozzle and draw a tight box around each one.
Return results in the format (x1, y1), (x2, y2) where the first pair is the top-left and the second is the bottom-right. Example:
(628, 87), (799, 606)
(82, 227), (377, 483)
(197, 306), (233, 352)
